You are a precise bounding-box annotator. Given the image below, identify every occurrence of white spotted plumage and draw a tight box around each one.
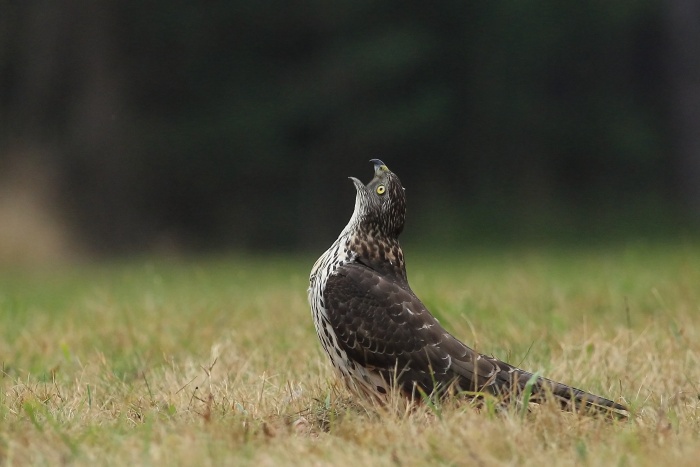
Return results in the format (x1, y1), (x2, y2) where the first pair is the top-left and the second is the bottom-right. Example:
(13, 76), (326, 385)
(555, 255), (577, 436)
(308, 188), (391, 398)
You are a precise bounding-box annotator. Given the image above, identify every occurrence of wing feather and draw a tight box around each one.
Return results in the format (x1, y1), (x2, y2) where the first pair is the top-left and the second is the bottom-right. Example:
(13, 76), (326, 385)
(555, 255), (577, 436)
(324, 262), (505, 396)
(323, 262), (628, 416)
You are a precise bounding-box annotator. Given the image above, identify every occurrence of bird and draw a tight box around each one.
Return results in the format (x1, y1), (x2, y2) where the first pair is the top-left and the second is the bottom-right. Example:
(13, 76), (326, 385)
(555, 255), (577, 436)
(308, 159), (628, 416)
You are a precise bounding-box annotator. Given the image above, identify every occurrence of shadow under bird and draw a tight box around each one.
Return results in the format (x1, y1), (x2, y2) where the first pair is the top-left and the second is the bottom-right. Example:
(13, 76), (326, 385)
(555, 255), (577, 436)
(308, 160), (628, 417)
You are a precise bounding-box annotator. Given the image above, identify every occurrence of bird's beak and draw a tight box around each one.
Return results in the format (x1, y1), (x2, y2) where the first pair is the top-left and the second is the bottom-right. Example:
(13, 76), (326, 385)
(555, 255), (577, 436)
(349, 159), (389, 192)
(370, 158), (389, 176)
(349, 176), (365, 192)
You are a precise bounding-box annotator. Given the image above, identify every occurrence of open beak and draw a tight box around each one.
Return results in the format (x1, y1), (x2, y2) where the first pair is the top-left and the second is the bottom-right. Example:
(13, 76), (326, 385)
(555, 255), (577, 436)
(349, 159), (389, 192)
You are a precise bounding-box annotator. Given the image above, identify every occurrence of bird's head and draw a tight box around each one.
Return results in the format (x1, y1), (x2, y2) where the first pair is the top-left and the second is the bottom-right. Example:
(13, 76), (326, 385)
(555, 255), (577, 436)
(348, 159), (406, 238)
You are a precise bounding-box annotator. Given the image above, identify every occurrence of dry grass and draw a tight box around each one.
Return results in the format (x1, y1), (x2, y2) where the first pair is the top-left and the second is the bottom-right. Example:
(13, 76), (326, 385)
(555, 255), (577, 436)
(1, 243), (700, 466)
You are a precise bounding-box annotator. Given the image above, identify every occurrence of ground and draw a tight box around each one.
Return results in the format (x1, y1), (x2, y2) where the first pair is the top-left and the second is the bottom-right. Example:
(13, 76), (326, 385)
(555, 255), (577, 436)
(1, 242), (699, 465)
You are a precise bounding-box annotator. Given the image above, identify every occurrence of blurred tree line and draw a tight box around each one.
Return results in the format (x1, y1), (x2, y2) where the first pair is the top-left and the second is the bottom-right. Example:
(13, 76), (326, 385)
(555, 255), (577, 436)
(1, 1), (698, 255)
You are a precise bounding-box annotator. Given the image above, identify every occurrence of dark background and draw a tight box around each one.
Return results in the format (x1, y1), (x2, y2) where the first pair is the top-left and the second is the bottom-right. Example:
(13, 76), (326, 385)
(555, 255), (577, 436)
(1, 1), (699, 260)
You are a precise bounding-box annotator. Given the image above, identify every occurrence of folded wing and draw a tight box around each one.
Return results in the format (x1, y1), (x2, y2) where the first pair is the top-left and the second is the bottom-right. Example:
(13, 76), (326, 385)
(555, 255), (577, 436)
(324, 262), (627, 415)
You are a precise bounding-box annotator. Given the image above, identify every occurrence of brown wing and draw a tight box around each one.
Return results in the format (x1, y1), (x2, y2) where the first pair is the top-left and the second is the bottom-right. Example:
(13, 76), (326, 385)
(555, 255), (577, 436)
(324, 262), (628, 415)
(323, 262), (515, 397)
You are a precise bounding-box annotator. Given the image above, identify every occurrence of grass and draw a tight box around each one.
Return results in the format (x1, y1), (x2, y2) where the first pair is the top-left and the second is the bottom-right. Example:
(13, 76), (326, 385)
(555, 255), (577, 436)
(1, 242), (700, 465)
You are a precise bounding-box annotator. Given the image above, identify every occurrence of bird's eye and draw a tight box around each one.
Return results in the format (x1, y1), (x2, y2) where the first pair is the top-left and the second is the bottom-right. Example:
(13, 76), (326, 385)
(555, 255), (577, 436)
(376, 185), (386, 195)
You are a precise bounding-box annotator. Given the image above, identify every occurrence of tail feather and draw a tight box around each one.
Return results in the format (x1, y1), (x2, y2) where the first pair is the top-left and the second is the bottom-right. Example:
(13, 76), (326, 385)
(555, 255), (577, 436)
(513, 370), (628, 417)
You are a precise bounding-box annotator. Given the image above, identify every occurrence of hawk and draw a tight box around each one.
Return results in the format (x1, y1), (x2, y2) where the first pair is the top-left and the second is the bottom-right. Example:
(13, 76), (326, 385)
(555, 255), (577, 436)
(308, 159), (627, 416)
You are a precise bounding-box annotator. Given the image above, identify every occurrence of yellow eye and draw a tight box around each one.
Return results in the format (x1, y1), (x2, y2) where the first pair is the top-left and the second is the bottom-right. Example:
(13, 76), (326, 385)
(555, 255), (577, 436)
(376, 185), (386, 195)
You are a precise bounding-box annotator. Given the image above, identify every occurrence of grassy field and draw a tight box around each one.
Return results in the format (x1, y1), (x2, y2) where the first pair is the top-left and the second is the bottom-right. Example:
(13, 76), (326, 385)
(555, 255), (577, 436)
(1, 242), (699, 466)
